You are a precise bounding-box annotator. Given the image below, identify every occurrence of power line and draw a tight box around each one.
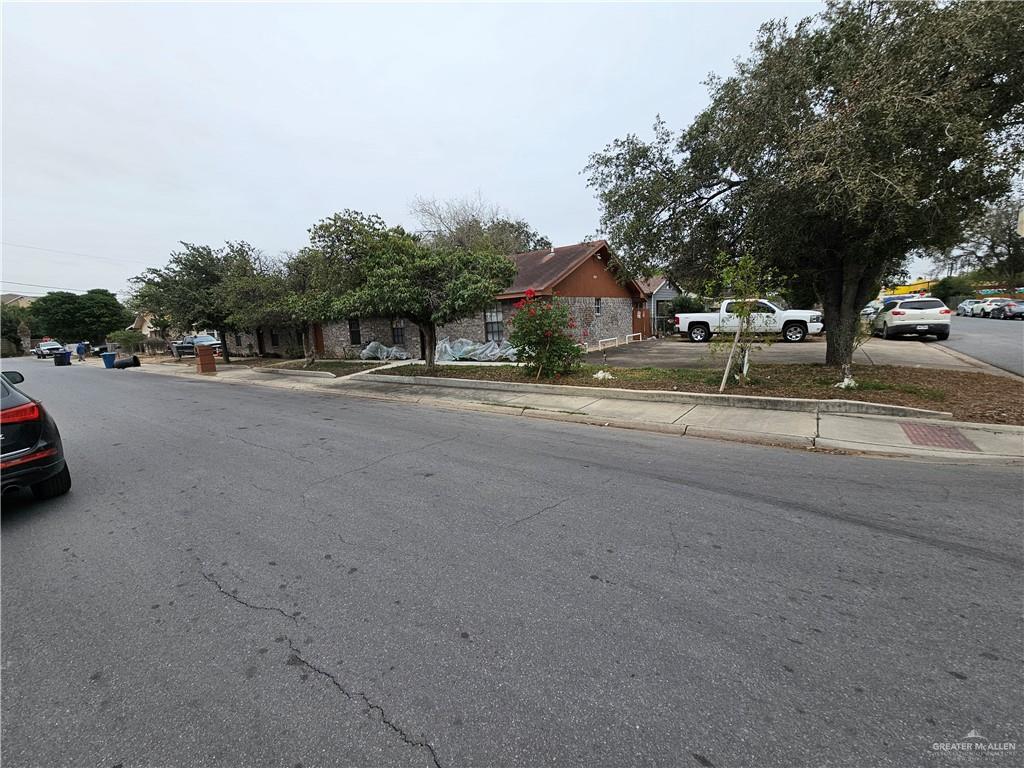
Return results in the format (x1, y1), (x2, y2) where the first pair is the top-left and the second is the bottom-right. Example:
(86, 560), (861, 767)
(1, 241), (153, 267)
(0, 280), (91, 293)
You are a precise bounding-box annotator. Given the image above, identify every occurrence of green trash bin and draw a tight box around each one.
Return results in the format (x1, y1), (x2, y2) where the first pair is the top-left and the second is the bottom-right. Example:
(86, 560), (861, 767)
(101, 352), (117, 369)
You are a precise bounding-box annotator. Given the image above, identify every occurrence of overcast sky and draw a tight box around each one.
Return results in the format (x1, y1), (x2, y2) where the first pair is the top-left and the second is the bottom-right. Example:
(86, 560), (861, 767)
(8, 0), (923, 303)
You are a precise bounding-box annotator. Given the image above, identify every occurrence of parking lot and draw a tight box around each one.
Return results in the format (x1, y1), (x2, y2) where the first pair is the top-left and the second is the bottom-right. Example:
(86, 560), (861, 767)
(587, 329), (1014, 375)
(939, 314), (1024, 376)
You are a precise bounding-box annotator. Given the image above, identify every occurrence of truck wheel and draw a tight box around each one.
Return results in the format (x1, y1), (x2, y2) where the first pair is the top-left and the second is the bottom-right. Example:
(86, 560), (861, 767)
(31, 465), (72, 500)
(782, 323), (807, 342)
(688, 325), (711, 343)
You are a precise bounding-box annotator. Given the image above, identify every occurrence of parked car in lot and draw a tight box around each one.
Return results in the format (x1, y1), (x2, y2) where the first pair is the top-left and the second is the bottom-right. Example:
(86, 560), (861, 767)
(871, 297), (951, 339)
(861, 301), (883, 318)
(956, 299), (983, 316)
(990, 301), (1024, 319)
(673, 299), (823, 343)
(0, 371), (71, 499)
(970, 297), (1012, 317)
(170, 334), (222, 357)
(1002, 303), (1024, 320)
(31, 341), (65, 358)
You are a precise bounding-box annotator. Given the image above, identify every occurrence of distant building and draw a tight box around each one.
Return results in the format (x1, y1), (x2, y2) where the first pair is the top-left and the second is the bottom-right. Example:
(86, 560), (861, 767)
(1, 293), (36, 308)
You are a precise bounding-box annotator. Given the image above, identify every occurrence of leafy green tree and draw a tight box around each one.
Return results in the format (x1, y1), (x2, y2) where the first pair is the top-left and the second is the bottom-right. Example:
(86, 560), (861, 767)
(281, 211), (394, 363)
(130, 243), (235, 362)
(126, 277), (174, 339)
(960, 195), (1024, 290)
(78, 290), (132, 342)
(2, 305), (34, 352)
(586, 0), (1024, 380)
(338, 233), (517, 367)
(411, 195), (551, 254)
(221, 242), (290, 349)
(27, 292), (81, 341)
(930, 275), (976, 308)
(29, 289), (129, 344)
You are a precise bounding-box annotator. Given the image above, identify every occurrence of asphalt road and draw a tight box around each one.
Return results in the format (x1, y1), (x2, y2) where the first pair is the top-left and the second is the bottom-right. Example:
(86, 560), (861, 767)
(3, 360), (1022, 768)
(940, 315), (1024, 376)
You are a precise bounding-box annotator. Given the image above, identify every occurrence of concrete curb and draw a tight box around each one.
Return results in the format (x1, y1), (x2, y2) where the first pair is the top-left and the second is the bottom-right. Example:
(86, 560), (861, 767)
(260, 367), (336, 379)
(353, 372), (954, 420)
(129, 361), (1019, 464)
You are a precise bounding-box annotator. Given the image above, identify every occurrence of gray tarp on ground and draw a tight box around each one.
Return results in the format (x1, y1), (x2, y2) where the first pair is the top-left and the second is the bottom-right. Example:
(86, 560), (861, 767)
(435, 337), (517, 362)
(359, 341), (411, 360)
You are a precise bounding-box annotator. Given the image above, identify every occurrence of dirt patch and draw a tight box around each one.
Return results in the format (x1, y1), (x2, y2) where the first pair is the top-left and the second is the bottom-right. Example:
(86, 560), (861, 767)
(374, 363), (1024, 425)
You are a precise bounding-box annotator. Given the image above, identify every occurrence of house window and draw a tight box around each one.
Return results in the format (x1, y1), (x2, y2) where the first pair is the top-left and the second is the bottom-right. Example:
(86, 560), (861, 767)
(484, 303), (504, 342)
(391, 318), (406, 346)
(594, 298), (602, 317)
(270, 329), (280, 346)
(234, 333), (242, 347)
(348, 318), (361, 346)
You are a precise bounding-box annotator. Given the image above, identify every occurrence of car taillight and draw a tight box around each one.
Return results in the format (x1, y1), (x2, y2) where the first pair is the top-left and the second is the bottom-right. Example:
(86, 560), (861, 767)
(0, 402), (41, 424)
(939, 309), (951, 314)
(891, 310), (906, 316)
(0, 447), (57, 469)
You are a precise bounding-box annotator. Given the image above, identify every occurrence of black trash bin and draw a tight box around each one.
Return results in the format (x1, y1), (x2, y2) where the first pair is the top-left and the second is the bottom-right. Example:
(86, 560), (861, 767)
(112, 355), (141, 369)
(53, 351), (72, 366)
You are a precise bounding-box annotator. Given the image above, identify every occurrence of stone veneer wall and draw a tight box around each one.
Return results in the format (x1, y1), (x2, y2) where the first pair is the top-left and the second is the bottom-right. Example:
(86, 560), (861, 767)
(227, 328), (302, 357)
(559, 296), (634, 345)
(222, 296), (635, 361)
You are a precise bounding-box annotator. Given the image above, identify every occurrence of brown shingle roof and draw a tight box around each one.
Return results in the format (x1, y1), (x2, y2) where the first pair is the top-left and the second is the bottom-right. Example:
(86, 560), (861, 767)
(497, 241), (607, 299)
(636, 276), (666, 296)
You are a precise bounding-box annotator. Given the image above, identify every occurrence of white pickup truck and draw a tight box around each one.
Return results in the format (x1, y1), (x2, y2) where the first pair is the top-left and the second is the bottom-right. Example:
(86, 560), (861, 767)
(673, 299), (824, 343)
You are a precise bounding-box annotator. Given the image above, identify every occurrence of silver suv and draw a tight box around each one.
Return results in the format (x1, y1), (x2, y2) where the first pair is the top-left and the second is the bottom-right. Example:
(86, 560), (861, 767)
(872, 298), (951, 340)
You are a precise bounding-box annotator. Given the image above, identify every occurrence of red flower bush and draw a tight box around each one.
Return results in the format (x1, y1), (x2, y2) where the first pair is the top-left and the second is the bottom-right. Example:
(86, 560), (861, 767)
(508, 291), (583, 380)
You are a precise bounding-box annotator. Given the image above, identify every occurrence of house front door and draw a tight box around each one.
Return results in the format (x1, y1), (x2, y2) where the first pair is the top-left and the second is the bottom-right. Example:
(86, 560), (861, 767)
(632, 304), (648, 336)
(313, 323), (325, 355)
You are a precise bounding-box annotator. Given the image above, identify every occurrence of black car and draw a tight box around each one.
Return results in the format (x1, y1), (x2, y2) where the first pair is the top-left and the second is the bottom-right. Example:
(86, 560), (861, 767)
(1, 371), (72, 499)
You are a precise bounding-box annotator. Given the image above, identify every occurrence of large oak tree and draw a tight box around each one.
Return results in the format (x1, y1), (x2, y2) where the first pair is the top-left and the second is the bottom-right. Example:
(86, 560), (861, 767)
(586, 0), (1024, 377)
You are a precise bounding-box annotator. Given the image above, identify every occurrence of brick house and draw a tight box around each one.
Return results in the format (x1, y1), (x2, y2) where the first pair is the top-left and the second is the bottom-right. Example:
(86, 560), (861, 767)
(227, 240), (647, 359)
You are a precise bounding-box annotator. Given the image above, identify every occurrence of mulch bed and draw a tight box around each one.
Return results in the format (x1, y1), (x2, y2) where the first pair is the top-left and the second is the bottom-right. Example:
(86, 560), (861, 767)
(374, 363), (1024, 425)
(274, 360), (383, 374)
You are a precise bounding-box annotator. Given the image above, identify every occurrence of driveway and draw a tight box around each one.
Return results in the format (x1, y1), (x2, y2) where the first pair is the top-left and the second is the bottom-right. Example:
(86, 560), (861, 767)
(588, 334), (1010, 375)
(3, 360), (1022, 767)
(938, 315), (1024, 376)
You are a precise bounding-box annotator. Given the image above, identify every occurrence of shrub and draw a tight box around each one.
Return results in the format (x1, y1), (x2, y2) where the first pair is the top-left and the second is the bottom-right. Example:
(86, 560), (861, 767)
(671, 294), (704, 314)
(507, 290), (583, 380)
(930, 275), (975, 307)
(106, 330), (146, 351)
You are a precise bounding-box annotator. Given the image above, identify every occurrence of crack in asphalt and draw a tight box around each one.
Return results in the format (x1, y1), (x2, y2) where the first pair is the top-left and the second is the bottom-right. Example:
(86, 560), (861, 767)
(201, 572), (299, 625)
(502, 497), (571, 529)
(516, 446), (1023, 570)
(299, 435), (461, 514)
(222, 431), (320, 469)
(313, 434), (461, 487)
(286, 640), (442, 768)
(668, 520), (681, 560)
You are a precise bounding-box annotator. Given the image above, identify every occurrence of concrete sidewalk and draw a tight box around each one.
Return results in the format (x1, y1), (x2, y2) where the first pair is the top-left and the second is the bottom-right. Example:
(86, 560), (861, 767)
(588, 335), (1017, 377)
(116, 358), (1023, 464)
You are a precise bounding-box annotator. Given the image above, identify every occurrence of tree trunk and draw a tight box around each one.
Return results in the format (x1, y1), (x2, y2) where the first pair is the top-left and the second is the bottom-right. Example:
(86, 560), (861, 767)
(218, 328), (232, 363)
(301, 323), (315, 367)
(422, 322), (437, 368)
(821, 258), (881, 373)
